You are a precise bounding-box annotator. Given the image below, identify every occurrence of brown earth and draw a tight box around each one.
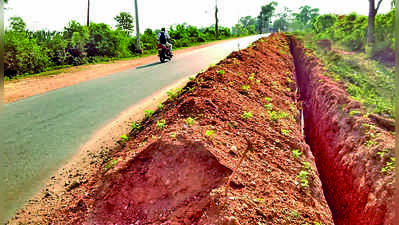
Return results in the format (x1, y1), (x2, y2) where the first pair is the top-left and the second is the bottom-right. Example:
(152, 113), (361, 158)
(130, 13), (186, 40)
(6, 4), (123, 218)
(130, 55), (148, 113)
(4, 38), (238, 104)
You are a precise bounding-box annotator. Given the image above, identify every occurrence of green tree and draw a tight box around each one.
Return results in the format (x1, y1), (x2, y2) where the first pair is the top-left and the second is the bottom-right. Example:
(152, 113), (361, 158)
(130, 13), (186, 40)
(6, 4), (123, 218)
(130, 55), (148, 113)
(311, 14), (337, 34)
(239, 16), (256, 34)
(294, 5), (320, 30)
(273, 7), (292, 31)
(114, 12), (134, 35)
(9, 17), (26, 33)
(256, 2), (278, 33)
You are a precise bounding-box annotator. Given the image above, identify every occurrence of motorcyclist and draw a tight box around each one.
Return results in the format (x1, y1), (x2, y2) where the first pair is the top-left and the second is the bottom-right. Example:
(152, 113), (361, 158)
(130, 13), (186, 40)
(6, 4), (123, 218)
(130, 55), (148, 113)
(157, 28), (173, 55)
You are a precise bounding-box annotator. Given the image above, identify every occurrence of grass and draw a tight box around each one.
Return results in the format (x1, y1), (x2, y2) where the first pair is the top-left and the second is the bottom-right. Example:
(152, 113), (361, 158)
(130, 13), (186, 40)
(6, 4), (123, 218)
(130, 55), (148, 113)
(167, 88), (183, 100)
(156, 119), (166, 130)
(301, 33), (395, 118)
(205, 130), (216, 138)
(241, 85), (250, 92)
(241, 111), (253, 120)
(105, 158), (119, 170)
(292, 149), (302, 159)
(144, 109), (154, 118)
(170, 132), (177, 138)
(381, 157), (395, 173)
(217, 70), (225, 75)
(157, 103), (164, 110)
(120, 134), (129, 142)
(264, 103), (273, 110)
(131, 121), (141, 131)
(185, 117), (195, 127)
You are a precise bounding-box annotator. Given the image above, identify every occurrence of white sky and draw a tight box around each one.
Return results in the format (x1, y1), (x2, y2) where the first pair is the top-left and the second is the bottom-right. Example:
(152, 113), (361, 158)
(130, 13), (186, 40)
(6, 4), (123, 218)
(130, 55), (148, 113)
(4, 0), (393, 32)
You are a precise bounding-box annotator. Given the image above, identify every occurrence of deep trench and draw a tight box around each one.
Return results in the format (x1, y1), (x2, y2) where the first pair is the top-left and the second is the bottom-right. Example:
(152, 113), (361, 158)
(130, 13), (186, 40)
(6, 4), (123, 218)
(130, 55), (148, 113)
(288, 39), (387, 225)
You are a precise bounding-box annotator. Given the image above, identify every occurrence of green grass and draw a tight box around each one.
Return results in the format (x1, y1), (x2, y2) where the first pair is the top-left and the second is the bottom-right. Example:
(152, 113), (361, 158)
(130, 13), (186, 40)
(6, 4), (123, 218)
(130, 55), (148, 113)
(156, 119), (166, 130)
(292, 149), (302, 159)
(144, 109), (154, 118)
(217, 70), (225, 75)
(131, 121), (141, 131)
(167, 88), (183, 100)
(205, 130), (216, 138)
(241, 85), (250, 92)
(303, 33), (395, 118)
(120, 134), (128, 142)
(185, 117), (195, 127)
(241, 111), (253, 120)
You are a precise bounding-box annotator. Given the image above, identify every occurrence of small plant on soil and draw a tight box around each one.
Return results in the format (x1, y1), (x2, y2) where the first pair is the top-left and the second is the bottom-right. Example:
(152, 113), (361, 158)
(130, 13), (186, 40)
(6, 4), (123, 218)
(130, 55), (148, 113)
(256, 79), (261, 84)
(241, 85), (250, 92)
(349, 110), (362, 116)
(289, 104), (296, 112)
(253, 198), (265, 204)
(287, 77), (293, 83)
(105, 158), (119, 170)
(377, 149), (390, 158)
(187, 86), (195, 92)
(248, 75), (255, 81)
(381, 157), (395, 173)
(278, 111), (289, 119)
(157, 103), (163, 110)
(292, 149), (302, 159)
(237, 72), (242, 76)
(170, 132), (177, 138)
(144, 109), (154, 118)
(120, 135), (128, 142)
(167, 88), (182, 100)
(290, 210), (300, 218)
(131, 121), (141, 131)
(185, 117), (195, 127)
(205, 130), (216, 138)
(362, 123), (376, 130)
(302, 161), (311, 169)
(264, 103), (273, 110)
(209, 64), (216, 68)
(156, 119), (166, 130)
(268, 111), (279, 121)
(365, 140), (377, 148)
(217, 70), (225, 75)
(264, 97), (272, 102)
(281, 129), (291, 136)
(189, 76), (195, 81)
(241, 111), (253, 120)
(297, 170), (309, 188)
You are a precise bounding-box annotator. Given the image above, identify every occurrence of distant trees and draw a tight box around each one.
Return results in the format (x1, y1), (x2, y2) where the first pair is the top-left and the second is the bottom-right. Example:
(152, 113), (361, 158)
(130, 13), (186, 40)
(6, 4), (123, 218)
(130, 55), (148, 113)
(256, 2), (277, 33)
(232, 16), (256, 35)
(293, 5), (320, 30)
(114, 12), (134, 35)
(4, 15), (237, 79)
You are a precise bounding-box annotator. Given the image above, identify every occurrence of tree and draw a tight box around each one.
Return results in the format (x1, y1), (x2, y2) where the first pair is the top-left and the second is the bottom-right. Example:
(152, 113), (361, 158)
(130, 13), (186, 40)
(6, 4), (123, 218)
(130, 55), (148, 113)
(239, 16), (256, 34)
(114, 12), (134, 35)
(294, 5), (320, 30)
(215, 0), (219, 39)
(367, 0), (384, 45)
(87, 0), (90, 26)
(9, 17), (26, 33)
(256, 2), (277, 33)
(273, 7), (291, 32)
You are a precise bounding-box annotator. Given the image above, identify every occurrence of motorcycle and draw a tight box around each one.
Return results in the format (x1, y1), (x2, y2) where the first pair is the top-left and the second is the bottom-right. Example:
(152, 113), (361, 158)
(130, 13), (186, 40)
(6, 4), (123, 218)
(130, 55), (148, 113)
(157, 43), (173, 63)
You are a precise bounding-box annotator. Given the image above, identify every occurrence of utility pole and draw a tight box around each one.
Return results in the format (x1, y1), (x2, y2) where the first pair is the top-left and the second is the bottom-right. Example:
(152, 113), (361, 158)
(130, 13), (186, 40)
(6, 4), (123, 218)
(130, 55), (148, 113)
(215, 0), (219, 39)
(87, 0), (90, 26)
(134, 0), (142, 53)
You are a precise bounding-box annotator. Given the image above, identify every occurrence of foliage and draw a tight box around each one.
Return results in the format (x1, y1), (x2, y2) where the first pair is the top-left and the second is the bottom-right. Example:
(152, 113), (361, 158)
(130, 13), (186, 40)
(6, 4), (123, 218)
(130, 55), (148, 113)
(185, 117), (195, 127)
(256, 1), (278, 33)
(292, 149), (302, 159)
(241, 111), (253, 120)
(131, 121), (141, 131)
(156, 119), (166, 130)
(205, 130), (216, 138)
(144, 109), (154, 118)
(114, 12), (134, 35)
(293, 5), (320, 30)
(120, 134), (129, 142)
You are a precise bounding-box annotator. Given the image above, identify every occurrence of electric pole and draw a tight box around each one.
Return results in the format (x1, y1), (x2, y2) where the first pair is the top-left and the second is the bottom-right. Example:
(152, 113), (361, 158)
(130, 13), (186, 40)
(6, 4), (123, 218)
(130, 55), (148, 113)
(87, 0), (90, 26)
(134, 0), (142, 53)
(215, 0), (219, 39)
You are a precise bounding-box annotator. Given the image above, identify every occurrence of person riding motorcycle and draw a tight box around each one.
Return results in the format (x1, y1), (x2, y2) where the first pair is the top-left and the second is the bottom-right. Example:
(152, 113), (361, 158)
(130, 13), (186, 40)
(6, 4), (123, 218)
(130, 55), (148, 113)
(157, 28), (173, 55)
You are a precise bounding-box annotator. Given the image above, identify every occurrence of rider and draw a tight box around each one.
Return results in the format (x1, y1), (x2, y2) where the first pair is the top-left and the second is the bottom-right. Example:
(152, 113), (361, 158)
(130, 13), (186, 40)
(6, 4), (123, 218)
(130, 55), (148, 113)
(157, 28), (173, 55)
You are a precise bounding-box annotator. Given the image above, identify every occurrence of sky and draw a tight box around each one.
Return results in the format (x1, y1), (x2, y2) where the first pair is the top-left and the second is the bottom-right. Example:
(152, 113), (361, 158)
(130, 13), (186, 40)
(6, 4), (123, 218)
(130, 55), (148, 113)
(4, 0), (393, 32)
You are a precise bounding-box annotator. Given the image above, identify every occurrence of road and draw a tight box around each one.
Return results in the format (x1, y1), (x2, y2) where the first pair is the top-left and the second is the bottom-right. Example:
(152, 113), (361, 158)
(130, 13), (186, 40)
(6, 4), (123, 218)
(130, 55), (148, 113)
(0, 34), (265, 223)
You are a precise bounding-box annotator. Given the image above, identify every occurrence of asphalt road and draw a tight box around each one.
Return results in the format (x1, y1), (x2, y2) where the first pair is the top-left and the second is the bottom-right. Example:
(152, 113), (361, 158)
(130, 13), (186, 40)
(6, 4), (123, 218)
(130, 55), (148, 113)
(0, 34), (265, 223)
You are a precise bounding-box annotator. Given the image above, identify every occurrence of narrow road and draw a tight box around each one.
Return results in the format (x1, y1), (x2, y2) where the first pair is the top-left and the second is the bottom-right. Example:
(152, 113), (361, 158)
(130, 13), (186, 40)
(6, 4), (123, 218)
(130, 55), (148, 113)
(0, 35), (265, 222)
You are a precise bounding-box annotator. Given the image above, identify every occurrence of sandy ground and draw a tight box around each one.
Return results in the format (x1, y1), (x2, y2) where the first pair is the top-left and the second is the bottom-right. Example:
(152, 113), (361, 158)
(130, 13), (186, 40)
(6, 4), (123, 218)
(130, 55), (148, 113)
(4, 39), (236, 104)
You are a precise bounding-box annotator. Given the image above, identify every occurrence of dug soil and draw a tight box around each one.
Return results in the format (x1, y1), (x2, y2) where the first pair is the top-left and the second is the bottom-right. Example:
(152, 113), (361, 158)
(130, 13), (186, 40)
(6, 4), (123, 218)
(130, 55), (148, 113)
(8, 33), (395, 225)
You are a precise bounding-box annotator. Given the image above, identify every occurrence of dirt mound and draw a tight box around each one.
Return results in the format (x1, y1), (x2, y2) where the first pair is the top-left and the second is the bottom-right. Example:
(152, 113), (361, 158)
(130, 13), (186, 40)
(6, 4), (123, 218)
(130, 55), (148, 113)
(86, 139), (232, 224)
(290, 36), (395, 225)
(32, 33), (333, 224)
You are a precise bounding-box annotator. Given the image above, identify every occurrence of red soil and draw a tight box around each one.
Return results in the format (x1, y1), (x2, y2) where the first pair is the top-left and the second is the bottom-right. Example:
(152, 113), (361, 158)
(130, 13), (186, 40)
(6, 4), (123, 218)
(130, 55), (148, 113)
(36, 33), (334, 224)
(290, 36), (395, 225)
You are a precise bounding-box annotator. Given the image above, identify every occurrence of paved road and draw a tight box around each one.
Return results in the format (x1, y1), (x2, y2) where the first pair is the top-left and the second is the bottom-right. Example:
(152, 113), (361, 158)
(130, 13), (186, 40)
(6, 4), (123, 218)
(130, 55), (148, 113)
(0, 34), (265, 223)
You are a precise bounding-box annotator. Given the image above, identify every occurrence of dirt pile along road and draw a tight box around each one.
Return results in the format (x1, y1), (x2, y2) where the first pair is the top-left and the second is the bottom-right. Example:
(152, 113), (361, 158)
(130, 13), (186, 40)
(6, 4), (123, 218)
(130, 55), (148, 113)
(8, 33), (394, 225)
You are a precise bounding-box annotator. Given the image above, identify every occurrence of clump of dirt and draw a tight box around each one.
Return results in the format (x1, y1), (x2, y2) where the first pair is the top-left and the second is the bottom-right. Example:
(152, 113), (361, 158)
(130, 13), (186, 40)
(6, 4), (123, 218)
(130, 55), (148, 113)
(289, 36), (395, 225)
(9, 34), (334, 224)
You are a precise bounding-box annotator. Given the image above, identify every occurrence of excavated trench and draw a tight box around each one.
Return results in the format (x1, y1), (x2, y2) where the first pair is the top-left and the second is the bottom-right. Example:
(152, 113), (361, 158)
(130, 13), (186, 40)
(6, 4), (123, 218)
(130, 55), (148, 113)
(289, 37), (394, 224)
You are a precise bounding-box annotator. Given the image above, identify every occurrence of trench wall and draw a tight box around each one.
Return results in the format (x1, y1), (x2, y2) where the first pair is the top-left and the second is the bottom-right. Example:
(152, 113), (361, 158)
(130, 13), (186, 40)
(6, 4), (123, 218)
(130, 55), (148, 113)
(289, 37), (395, 225)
